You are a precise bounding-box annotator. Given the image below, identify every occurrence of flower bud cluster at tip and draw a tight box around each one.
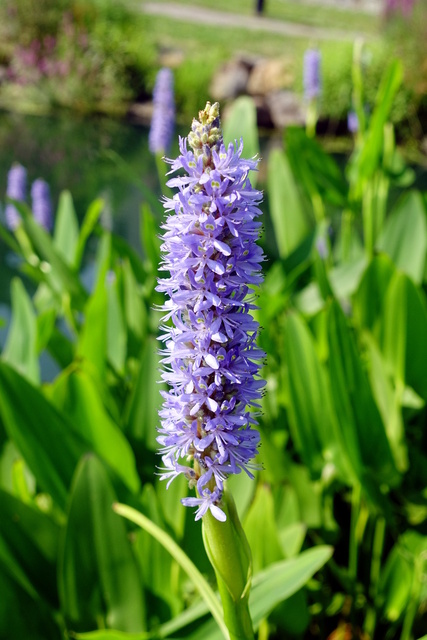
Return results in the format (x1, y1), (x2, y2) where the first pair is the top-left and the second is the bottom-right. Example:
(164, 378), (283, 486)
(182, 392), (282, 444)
(188, 101), (222, 167)
(156, 101), (266, 522)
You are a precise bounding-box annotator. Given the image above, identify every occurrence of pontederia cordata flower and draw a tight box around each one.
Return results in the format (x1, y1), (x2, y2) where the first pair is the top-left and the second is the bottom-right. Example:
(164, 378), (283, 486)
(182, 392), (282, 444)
(156, 102), (265, 522)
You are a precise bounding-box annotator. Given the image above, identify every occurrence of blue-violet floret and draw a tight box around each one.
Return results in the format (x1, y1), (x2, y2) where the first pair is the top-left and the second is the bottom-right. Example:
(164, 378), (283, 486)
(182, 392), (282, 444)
(156, 102), (265, 522)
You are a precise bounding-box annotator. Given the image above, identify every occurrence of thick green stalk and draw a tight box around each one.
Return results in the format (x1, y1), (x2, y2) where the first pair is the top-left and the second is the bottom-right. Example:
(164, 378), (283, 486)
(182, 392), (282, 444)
(202, 487), (255, 640)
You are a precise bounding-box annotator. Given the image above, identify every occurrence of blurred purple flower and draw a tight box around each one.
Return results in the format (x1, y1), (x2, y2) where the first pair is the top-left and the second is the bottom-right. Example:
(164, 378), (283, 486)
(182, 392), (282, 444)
(385, 0), (416, 16)
(149, 68), (175, 155)
(303, 49), (321, 101)
(5, 163), (27, 230)
(347, 110), (359, 134)
(31, 178), (53, 231)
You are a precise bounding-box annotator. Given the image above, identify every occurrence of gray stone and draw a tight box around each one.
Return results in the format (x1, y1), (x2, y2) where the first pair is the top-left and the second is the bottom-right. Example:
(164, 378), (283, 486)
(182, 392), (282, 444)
(210, 60), (250, 101)
(265, 90), (305, 129)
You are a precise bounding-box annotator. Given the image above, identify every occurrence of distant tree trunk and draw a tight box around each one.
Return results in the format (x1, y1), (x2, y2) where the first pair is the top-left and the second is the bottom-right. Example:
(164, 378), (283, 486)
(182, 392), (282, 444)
(255, 0), (265, 15)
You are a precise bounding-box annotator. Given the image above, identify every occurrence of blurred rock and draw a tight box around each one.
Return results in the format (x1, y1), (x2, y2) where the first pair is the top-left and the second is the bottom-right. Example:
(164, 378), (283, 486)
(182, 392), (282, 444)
(210, 59), (250, 101)
(127, 101), (153, 124)
(266, 91), (304, 128)
(247, 58), (293, 96)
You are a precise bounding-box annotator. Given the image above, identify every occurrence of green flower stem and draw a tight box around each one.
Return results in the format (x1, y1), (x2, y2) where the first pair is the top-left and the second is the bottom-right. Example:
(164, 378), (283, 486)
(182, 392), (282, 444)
(202, 487), (255, 640)
(364, 515), (386, 639)
(306, 99), (317, 139)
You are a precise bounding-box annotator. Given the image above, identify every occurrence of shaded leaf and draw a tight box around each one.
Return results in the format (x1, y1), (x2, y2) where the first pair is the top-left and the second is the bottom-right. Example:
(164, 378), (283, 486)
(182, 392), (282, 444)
(2, 278), (39, 383)
(59, 456), (146, 632)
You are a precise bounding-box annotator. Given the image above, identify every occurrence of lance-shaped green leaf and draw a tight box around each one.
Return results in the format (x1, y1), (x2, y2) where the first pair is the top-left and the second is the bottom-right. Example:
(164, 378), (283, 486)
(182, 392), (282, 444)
(74, 197), (104, 270)
(106, 271), (127, 375)
(223, 96), (259, 186)
(243, 483), (283, 573)
(0, 488), (60, 607)
(353, 254), (395, 334)
(327, 301), (400, 491)
(284, 312), (353, 482)
(267, 148), (309, 258)
(0, 362), (89, 509)
(53, 190), (79, 266)
(49, 365), (140, 494)
(77, 234), (111, 379)
(381, 271), (427, 400)
(351, 59), (403, 192)
(377, 191), (427, 284)
(59, 455), (146, 632)
(0, 567), (61, 640)
(286, 126), (348, 209)
(363, 334), (408, 474)
(124, 337), (163, 452)
(2, 278), (40, 384)
(14, 200), (86, 307)
(187, 546), (333, 640)
(113, 501), (228, 639)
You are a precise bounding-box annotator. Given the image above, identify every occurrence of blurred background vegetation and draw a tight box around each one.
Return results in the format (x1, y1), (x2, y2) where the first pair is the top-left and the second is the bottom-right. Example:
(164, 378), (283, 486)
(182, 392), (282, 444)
(1, 2), (427, 640)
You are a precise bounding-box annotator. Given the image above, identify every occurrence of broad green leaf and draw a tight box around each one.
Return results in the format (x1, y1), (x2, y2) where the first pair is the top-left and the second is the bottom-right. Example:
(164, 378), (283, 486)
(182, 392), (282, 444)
(377, 191), (427, 284)
(75, 632), (148, 640)
(353, 60), (403, 187)
(286, 127), (348, 208)
(53, 190), (79, 265)
(121, 258), (147, 348)
(278, 522), (306, 559)
(106, 272), (127, 375)
(284, 313), (352, 481)
(381, 272), (427, 399)
(0, 489), (60, 607)
(0, 567), (60, 640)
(77, 234), (111, 379)
(363, 334), (408, 473)
(113, 502), (228, 639)
(353, 254), (395, 334)
(188, 546), (333, 640)
(74, 197), (104, 269)
(267, 148), (309, 258)
(327, 301), (399, 490)
(15, 200), (86, 307)
(59, 456), (146, 632)
(380, 541), (413, 622)
(243, 483), (283, 573)
(2, 278), (40, 384)
(223, 96), (259, 185)
(50, 365), (140, 494)
(124, 337), (163, 451)
(140, 204), (161, 272)
(295, 255), (367, 316)
(0, 440), (35, 495)
(250, 546), (333, 625)
(135, 484), (181, 615)
(0, 362), (89, 509)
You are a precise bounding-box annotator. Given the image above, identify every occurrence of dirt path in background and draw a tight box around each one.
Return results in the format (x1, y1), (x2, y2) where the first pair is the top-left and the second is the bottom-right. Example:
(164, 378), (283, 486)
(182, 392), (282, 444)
(140, 2), (372, 42)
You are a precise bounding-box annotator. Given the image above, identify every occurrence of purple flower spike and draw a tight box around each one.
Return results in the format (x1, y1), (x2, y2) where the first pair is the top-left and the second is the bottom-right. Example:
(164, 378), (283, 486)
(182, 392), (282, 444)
(157, 102), (265, 522)
(31, 178), (53, 231)
(303, 48), (321, 101)
(149, 68), (175, 155)
(347, 110), (359, 134)
(5, 163), (27, 230)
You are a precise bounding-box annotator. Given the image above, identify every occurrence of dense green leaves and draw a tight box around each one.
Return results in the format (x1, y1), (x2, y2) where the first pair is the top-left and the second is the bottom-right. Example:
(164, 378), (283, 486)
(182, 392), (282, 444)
(59, 456), (146, 633)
